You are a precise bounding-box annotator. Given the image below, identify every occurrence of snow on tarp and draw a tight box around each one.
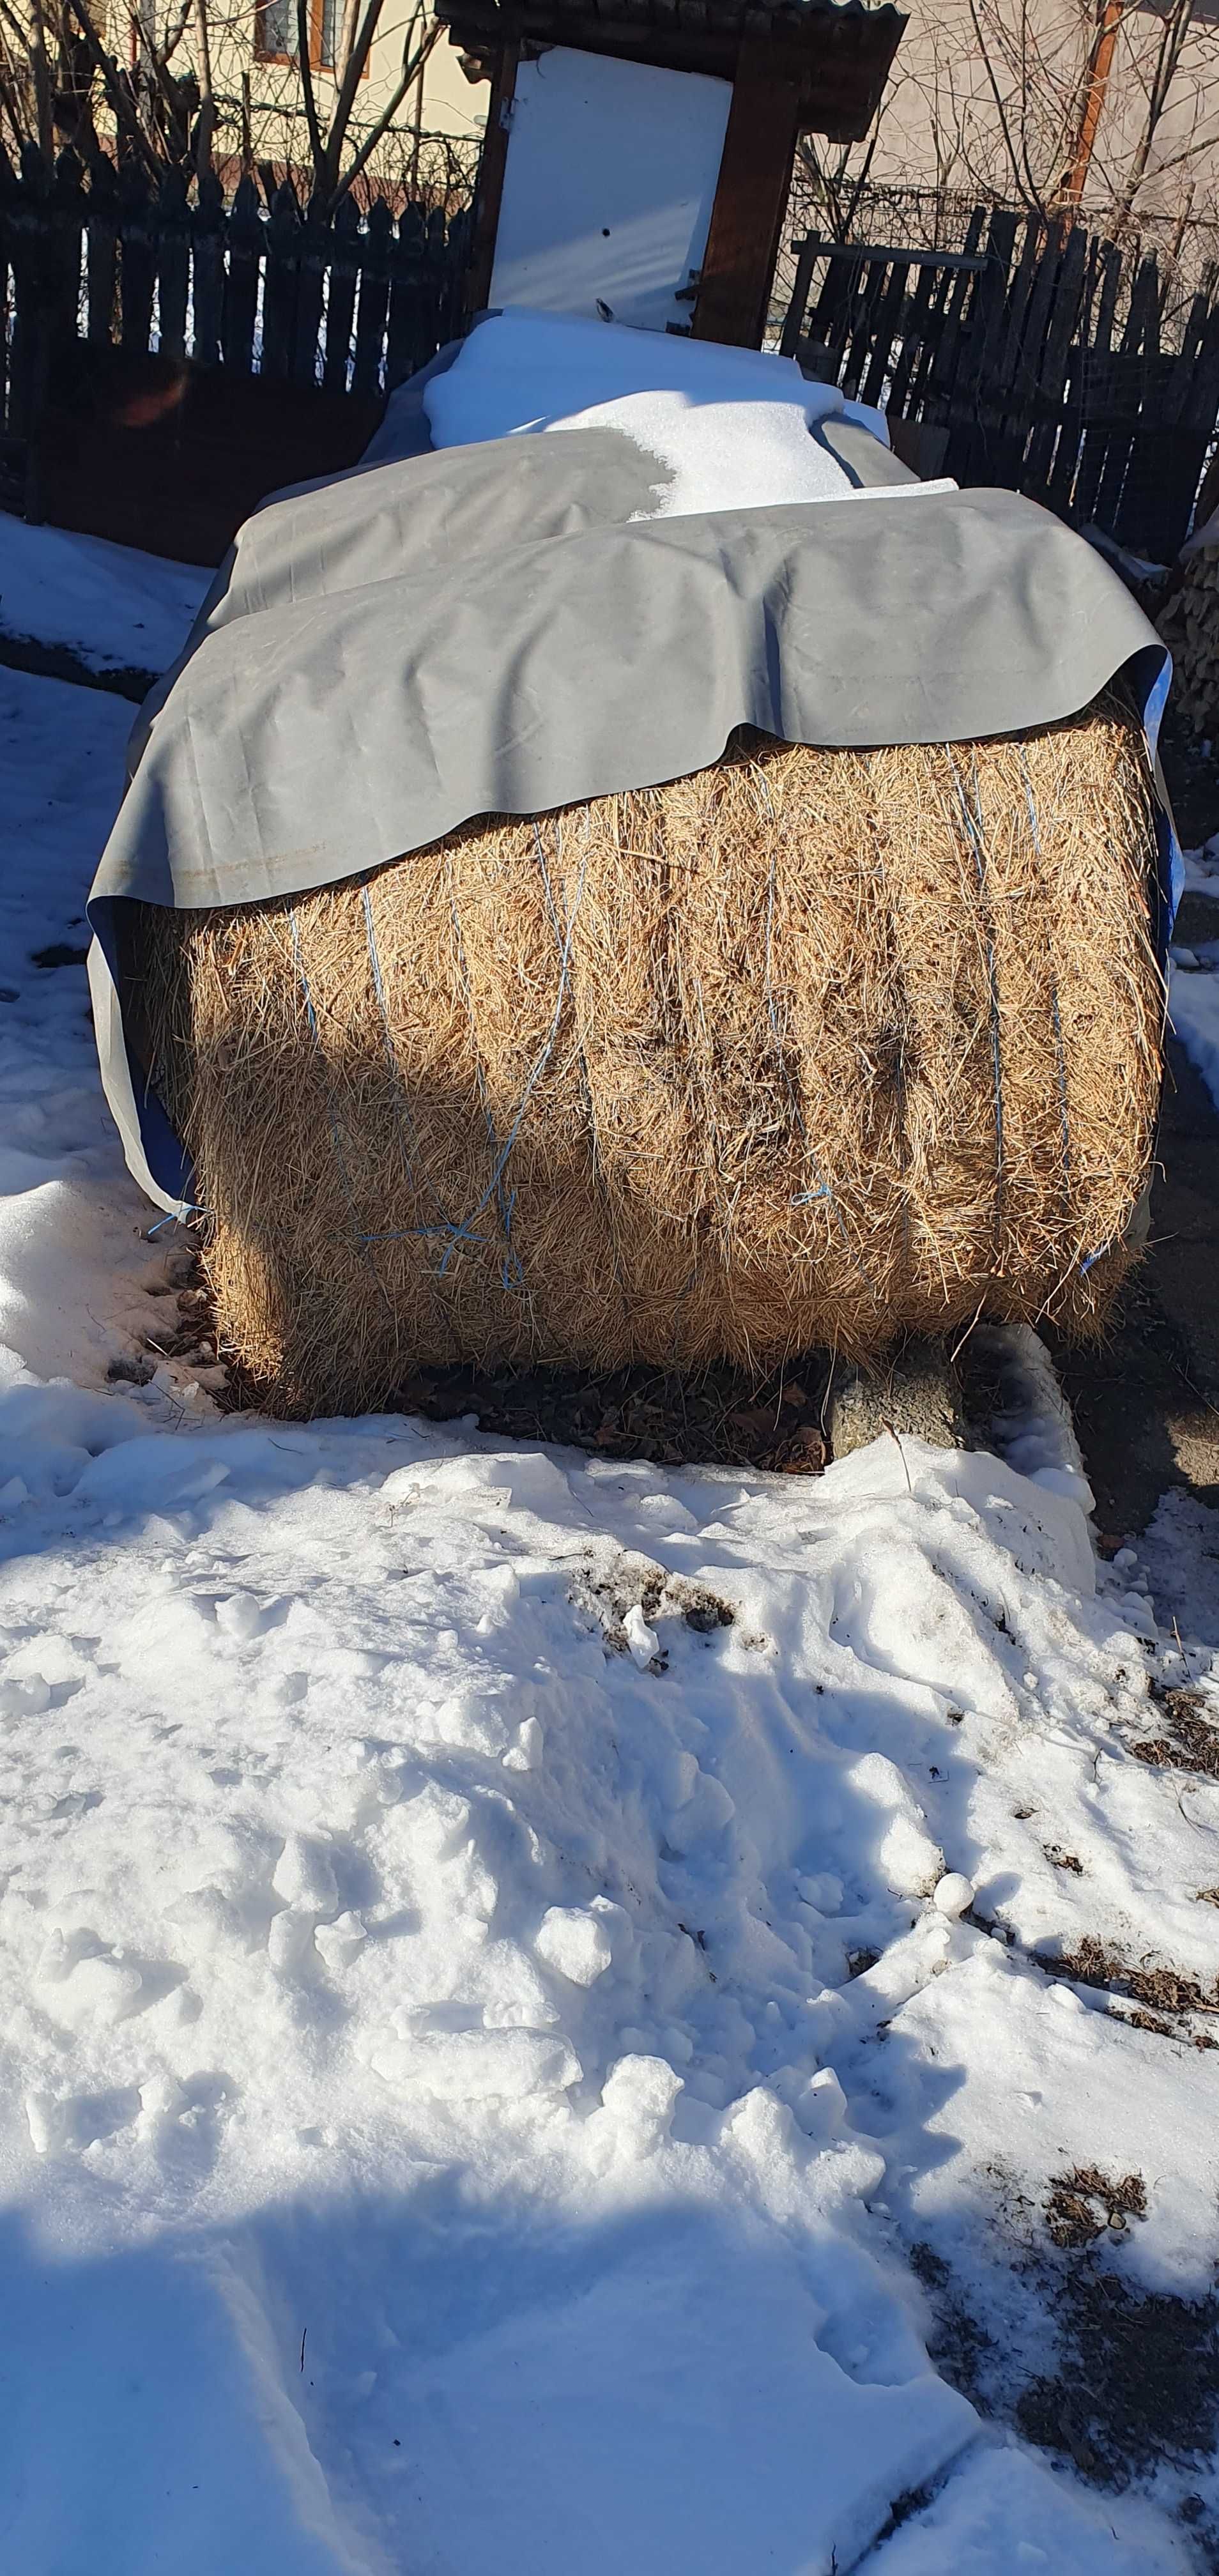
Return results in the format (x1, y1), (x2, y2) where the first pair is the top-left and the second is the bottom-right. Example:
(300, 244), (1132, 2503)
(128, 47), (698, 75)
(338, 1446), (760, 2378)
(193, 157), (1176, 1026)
(422, 307), (940, 518)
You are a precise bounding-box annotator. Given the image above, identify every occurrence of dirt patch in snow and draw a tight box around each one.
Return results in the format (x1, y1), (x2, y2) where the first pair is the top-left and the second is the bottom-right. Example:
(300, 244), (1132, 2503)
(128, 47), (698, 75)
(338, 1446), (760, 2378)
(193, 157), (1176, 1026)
(1014, 2266), (1219, 2494)
(912, 2227), (1219, 2531)
(1044, 2165), (1147, 2250)
(1039, 1931), (1219, 2030)
(1129, 1685), (1219, 1779)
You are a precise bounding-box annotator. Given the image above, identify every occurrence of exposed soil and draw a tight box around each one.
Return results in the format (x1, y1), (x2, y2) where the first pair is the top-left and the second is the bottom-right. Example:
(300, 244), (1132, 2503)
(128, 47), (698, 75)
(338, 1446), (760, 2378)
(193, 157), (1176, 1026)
(1014, 2265), (1219, 2494)
(910, 2202), (1219, 2556)
(1044, 2165), (1147, 2251)
(1130, 1685), (1219, 1777)
(1034, 1929), (1219, 2028)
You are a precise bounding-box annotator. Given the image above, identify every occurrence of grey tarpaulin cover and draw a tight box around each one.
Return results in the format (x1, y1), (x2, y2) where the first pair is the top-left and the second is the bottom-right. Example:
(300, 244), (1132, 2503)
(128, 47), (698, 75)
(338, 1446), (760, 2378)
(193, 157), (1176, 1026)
(88, 395), (1176, 1213)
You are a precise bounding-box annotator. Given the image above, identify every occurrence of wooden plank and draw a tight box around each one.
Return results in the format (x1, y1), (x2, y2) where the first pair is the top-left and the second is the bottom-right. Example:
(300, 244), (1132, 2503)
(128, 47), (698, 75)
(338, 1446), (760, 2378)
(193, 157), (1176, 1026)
(440, 204), (472, 342)
(921, 203), (986, 424)
(885, 256), (939, 417)
(351, 196), (392, 398)
(857, 254), (910, 408)
(1045, 228), (1100, 517)
(190, 169), (225, 371)
(118, 161), (155, 355)
(806, 243), (855, 375)
(1071, 236), (1121, 527)
(86, 154), (118, 346)
(386, 199), (433, 388)
(261, 180), (302, 383)
(155, 168), (190, 364)
(904, 251), (959, 420)
(838, 250), (889, 399)
(935, 205), (1013, 480)
(1024, 220), (1086, 494)
(692, 31), (802, 348)
(49, 148), (87, 349)
(778, 232), (819, 361)
(0, 151), (12, 434)
(463, 36), (518, 318)
(995, 215), (1041, 397)
(292, 188), (328, 390)
(1095, 249), (1157, 537)
(222, 174), (263, 375)
(321, 192), (360, 395)
(3, 147), (50, 445)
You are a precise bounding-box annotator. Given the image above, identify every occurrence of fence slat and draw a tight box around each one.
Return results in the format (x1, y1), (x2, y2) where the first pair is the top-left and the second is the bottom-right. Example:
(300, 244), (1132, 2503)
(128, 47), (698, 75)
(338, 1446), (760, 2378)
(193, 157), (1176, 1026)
(778, 232), (820, 361)
(118, 162), (155, 355)
(261, 180), (302, 382)
(351, 197), (393, 399)
(1023, 221), (1087, 495)
(386, 202), (428, 389)
(191, 169), (224, 369)
(222, 174), (263, 374)
(885, 256), (940, 416)
(0, 146), (13, 434)
(155, 168), (191, 362)
(1071, 238), (1122, 528)
(322, 193), (360, 396)
(292, 190), (329, 390)
(1094, 252), (1160, 539)
(85, 153), (118, 344)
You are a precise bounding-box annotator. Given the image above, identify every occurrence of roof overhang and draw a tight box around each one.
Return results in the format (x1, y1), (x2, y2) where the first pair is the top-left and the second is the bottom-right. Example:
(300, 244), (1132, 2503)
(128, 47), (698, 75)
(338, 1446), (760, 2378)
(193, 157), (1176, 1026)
(438, 0), (907, 141)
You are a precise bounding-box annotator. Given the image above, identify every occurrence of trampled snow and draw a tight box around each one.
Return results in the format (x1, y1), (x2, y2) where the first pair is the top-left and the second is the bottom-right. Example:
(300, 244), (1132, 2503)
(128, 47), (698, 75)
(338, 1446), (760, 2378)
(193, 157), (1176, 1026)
(423, 310), (949, 520)
(0, 523), (1215, 2575)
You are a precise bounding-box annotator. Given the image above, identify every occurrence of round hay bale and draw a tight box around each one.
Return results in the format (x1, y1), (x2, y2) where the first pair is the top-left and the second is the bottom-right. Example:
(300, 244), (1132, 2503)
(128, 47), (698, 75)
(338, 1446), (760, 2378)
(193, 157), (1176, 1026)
(132, 698), (1164, 1418)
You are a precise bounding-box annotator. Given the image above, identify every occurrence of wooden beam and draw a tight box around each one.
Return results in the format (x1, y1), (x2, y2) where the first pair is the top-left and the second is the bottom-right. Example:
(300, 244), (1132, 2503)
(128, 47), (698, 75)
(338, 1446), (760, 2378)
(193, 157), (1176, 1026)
(463, 31), (518, 318)
(692, 31), (802, 347)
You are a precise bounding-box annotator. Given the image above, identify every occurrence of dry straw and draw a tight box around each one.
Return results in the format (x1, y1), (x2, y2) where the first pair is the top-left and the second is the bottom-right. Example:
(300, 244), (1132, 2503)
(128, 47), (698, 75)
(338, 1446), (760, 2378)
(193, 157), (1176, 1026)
(131, 698), (1164, 1417)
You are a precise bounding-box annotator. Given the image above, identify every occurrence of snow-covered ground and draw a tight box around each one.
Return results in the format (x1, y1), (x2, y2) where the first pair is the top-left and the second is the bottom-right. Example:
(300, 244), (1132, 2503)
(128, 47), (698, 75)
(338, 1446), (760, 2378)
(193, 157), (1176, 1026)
(0, 518), (207, 679)
(1, 523), (1218, 2575)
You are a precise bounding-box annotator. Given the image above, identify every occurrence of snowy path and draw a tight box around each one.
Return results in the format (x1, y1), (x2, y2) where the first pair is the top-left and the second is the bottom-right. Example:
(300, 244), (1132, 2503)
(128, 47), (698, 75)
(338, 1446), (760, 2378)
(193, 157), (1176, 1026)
(0, 519), (1217, 2573)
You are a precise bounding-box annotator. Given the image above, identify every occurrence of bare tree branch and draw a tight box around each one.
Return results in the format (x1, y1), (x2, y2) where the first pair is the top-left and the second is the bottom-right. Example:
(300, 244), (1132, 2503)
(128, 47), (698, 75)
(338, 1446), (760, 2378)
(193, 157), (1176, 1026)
(295, 0), (326, 190)
(332, 6), (438, 197)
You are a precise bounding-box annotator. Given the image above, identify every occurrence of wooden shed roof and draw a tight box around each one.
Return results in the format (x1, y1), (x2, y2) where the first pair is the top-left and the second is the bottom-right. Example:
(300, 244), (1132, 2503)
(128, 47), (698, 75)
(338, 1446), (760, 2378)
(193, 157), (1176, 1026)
(436, 0), (907, 141)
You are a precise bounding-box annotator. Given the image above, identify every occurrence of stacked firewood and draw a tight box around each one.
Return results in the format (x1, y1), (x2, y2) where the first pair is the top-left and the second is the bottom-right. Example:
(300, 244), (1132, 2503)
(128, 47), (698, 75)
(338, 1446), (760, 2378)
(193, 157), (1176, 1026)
(1158, 547), (1219, 737)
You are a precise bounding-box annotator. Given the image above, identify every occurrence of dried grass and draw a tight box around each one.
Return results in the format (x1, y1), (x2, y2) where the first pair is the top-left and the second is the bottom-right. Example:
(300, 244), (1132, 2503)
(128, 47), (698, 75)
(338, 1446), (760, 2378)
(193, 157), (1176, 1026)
(128, 699), (1165, 1416)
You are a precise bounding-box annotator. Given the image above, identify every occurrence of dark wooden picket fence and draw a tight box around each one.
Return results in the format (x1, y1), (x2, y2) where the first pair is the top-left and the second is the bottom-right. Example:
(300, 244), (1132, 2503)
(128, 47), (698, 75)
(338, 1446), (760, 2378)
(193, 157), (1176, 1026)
(0, 144), (472, 561)
(5, 146), (1219, 568)
(779, 208), (1219, 563)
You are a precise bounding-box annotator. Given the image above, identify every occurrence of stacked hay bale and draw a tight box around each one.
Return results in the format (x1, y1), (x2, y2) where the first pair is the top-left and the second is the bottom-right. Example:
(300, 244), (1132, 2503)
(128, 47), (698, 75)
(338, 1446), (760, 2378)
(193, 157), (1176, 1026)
(131, 696), (1164, 1418)
(1158, 546), (1219, 735)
